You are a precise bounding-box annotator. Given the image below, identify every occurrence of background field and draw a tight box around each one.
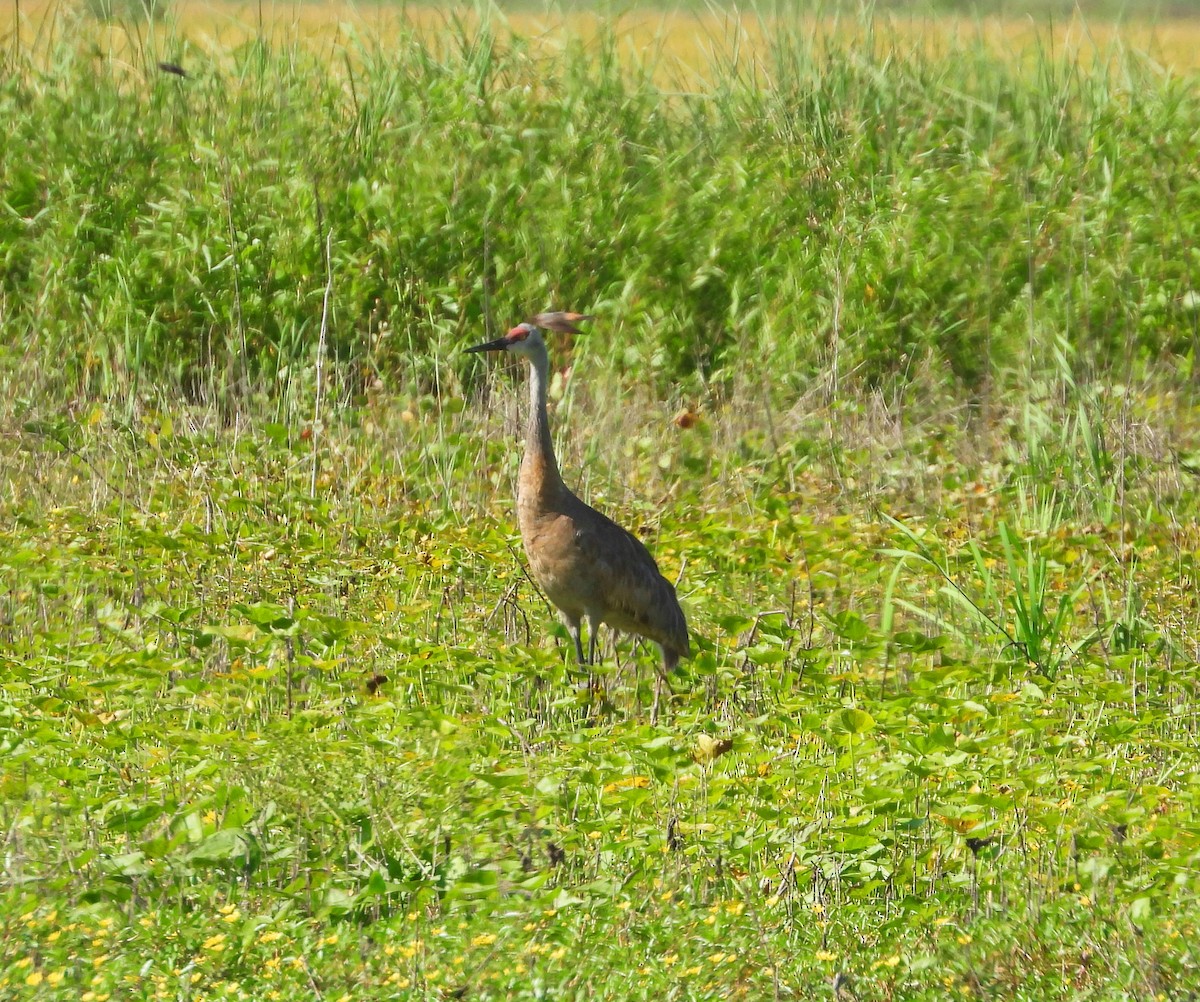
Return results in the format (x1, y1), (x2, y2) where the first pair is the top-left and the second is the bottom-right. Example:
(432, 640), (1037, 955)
(3, 0), (1200, 999)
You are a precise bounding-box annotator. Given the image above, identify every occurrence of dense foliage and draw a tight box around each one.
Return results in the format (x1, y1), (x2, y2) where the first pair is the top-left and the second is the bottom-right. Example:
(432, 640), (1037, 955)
(3, 14), (1200, 408)
(3, 8), (1200, 1001)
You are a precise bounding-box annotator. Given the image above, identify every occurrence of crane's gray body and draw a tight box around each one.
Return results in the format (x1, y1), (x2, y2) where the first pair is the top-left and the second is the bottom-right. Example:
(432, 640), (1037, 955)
(467, 319), (690, 689)
(518, 467), (690, 670)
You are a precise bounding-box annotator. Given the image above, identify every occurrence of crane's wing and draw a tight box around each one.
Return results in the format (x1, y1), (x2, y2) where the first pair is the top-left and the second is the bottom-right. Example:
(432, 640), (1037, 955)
(570, 507), (690, 658)
(528, 311), (593, 334)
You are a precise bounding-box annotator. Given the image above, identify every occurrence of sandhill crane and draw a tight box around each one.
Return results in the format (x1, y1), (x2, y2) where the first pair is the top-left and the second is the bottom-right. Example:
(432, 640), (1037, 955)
(466, 314), (689, 720)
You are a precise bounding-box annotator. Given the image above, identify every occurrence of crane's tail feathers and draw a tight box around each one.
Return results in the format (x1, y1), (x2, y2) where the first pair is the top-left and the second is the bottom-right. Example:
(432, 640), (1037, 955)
(661, 645), (687, 675)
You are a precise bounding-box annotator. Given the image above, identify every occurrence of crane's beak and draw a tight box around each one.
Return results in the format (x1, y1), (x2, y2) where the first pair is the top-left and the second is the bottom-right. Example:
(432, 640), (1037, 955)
(464, 336), (510, 354)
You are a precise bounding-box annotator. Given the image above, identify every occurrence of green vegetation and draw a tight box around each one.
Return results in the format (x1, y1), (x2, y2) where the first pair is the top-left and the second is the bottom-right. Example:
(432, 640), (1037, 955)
(3, 6), (1200, 999)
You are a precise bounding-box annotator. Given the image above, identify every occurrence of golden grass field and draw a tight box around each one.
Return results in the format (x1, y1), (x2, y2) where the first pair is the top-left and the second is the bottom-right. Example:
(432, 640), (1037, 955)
(6, 0), (1200, 80)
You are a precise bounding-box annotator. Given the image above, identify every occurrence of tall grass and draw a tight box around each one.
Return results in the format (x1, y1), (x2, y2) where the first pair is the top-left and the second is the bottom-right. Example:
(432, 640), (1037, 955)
(5, 8), (1200, 998)
(2, 4), (1199, 420)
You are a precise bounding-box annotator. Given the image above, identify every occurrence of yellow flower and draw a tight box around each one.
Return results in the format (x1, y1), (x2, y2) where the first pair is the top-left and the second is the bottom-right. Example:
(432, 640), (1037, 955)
(471, 933), (497, 947)
(709, 952), (727, 965)
(603, 775), (650, 793)
(549, 947), (567, 962)
(47, 971), (64, 986)
(815, 950), (837, 962)
(25, 971), (45, 987)
(203, 934), (226, 952)
(259, 931), (282, 944)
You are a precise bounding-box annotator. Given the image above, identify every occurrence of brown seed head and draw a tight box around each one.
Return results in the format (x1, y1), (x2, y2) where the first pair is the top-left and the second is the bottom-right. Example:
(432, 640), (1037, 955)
(527, 311), (594, 335)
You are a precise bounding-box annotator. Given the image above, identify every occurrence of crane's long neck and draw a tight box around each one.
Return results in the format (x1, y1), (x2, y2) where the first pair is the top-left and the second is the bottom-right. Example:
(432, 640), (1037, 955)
(521, 343), (567, 504)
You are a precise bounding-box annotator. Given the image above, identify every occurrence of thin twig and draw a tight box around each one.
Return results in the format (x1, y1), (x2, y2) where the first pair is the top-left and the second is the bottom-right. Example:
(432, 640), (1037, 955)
(223, 171), (248, 397)
(506, 540), (553, 615)
(311, 228), (333, 499)
(673, 555), (687, 589)
(740, 877), (782, 1002)
(19, 422), (136, 509)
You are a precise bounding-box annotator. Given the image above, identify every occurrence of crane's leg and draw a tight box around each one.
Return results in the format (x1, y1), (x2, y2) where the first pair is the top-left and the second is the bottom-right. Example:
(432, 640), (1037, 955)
(565, 615), (586, 666)
(566, 614), (599, 719)
(564, 613), (601, 717)
(650, 647), (680, 725)
(586, 614), (602, 667)
(585, 613), (605, 706)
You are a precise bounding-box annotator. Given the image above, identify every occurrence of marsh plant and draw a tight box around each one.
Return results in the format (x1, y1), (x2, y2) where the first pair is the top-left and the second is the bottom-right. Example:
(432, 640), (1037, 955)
(2, 4), (1200, 999)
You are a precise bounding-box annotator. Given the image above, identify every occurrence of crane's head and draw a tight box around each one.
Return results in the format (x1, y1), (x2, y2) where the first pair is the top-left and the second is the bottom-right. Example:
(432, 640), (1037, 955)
(464, 322), (545, 359)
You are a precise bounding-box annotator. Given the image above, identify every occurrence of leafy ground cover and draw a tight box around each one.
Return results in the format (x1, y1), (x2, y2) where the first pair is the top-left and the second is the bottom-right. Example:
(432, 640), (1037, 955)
(5, 386), (1200, 1001)
(3, 3), (1200, 1000)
